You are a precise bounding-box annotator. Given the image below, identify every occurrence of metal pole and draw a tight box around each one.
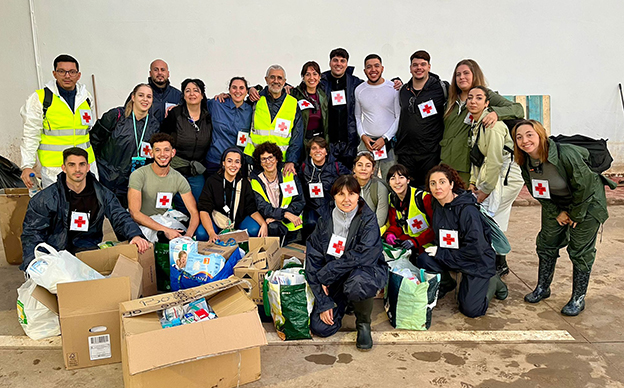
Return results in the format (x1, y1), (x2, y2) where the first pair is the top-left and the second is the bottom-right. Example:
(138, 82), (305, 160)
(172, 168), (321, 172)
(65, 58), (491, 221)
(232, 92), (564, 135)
(91, 74), (99, 118)
(28, 0), (42, 88)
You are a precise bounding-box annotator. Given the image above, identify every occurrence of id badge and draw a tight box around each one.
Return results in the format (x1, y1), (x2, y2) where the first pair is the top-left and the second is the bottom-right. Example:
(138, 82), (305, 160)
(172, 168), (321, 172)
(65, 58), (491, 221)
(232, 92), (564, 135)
(531, 179), (551, 199)
(139, 142), (152, 158)
(70, 211), (89, 232)
(439, 229), (459, 249)
(327, 234), (347, 258)
(131, 156), (146, 172)
(156, 192), (173, 209)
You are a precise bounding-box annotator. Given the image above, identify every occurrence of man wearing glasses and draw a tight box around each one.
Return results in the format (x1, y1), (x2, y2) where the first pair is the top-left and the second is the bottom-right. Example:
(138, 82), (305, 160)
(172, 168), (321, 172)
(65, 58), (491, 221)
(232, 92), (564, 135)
(20, 54), (99, 189)
(395, 50), (449, 188)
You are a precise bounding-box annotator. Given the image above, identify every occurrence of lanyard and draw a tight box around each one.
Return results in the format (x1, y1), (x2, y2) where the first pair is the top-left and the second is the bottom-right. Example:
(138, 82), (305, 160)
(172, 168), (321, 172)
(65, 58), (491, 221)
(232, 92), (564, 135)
(223, 178), (236, 217)
(132, 112), (149, 157)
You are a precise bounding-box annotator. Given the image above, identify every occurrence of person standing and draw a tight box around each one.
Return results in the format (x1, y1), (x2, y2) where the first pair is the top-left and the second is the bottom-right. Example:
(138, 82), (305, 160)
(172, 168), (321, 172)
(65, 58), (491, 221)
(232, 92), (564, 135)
(291, 61), (329, 155)
(20, 54), (98, 188)
(394, 51), (448, 188)
(354, 54), (400, 179)
(146, 59), (182, 124)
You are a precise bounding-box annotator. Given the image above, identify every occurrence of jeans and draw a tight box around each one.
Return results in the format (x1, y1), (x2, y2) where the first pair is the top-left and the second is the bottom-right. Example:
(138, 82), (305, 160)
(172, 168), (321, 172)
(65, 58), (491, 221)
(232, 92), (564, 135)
(173, 174), (205, 216)
(195, 215), (261, 241)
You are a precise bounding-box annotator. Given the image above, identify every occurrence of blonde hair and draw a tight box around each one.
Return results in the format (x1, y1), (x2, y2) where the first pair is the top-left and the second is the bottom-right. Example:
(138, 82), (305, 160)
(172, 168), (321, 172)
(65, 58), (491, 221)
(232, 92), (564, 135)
(124, 83), (152, 118)
(512, 120), (550, 166)
(444, 59), (487, 118)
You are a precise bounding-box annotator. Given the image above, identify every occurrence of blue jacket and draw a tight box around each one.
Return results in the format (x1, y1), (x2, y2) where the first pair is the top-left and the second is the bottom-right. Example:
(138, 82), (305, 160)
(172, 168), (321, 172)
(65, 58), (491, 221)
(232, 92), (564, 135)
(149, 78), (182, 124)
(90, 107), (160, 198)
(20, 172), (144, 270)
(320, 67), (363, 160)
(249, 166), (305, 221)
(300, 154), (351, 212)
(205, 98), (253, 165)
(305, 198), (388, 312)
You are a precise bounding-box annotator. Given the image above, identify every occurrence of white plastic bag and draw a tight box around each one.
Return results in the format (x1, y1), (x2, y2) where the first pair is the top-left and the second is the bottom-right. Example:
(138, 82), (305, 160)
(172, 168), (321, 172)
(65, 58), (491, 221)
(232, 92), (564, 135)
(26, 243), (104, 294)
(140, 210), (189, 243)
(16, 278), (60, 340)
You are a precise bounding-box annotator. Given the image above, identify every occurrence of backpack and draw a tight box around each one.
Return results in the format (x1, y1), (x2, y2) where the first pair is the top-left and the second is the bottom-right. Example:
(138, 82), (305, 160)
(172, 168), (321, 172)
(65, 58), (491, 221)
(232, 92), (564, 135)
(460, 203), (511, 255)
(550, 134), (613, 174)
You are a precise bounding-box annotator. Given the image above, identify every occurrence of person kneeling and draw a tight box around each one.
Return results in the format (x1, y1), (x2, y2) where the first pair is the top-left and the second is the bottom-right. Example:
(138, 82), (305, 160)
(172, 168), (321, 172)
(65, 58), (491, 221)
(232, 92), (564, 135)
(416, 164), (507, 318)
(305, 175), (388, 350)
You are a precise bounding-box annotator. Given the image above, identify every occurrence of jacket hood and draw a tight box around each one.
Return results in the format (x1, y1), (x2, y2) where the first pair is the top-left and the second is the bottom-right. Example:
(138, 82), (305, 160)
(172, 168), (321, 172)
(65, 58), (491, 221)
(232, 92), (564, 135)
(447, 190), (477, 207)
(148, 77), (171, 92)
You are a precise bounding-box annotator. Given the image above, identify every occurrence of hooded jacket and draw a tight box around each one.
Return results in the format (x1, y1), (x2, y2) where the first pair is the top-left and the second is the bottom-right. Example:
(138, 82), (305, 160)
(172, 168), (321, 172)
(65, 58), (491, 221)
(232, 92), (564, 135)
(300, 153), (351, 212)
(430, 190), (496, 279)
(305, 198), (388, 312)
(519, 138), (616, 224)
(90, 107), (160, 197)
(20, 172), (143, 270)
(395, 73), (449, 158)
(320, 67), (364, 160)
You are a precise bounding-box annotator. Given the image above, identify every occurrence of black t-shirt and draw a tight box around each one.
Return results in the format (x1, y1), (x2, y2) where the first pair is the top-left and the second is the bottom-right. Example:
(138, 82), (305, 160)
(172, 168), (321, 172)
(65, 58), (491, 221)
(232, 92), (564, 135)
(327, 73), (348, 143)
(65, 178), (100, 252)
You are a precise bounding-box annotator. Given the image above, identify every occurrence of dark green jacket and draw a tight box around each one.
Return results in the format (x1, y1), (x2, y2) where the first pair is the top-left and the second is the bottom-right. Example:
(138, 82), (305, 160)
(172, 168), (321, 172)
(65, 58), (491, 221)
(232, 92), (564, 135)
(519, 138), (616, 223)
(290, 84), (329, 143)
(441, 89), (524, 175)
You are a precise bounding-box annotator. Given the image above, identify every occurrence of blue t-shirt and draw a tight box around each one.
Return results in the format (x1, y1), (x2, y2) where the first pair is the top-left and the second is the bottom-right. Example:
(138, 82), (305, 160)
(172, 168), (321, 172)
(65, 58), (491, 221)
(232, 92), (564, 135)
(205, 99), (253, 164)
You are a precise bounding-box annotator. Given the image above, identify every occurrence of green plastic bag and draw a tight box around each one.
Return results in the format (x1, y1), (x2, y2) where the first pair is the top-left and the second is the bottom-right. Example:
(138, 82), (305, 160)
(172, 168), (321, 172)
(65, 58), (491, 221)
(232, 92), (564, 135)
(154, 242), (171, 292)
(382, 242), (411, 262)
(263, 265), (314, 340)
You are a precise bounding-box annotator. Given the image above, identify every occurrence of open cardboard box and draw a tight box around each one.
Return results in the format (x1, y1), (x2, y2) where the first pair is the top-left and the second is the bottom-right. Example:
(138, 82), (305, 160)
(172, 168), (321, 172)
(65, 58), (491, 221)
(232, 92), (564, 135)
(0, 188), (30, 265)
(119, 276), (267, 388)
(32, 251), (143, 370)
(233, 238), (306, 304)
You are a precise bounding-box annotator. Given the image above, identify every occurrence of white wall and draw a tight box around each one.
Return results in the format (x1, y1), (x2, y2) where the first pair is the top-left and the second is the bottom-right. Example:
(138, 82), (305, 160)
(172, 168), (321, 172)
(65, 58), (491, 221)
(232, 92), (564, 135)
(2, 0), (623, 170)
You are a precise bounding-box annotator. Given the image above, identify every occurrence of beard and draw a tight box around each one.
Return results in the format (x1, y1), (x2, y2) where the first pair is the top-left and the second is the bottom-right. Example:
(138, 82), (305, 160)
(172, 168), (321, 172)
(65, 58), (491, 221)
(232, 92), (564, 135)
(154, 158), (171, 168)
(366, 74), (382, 84)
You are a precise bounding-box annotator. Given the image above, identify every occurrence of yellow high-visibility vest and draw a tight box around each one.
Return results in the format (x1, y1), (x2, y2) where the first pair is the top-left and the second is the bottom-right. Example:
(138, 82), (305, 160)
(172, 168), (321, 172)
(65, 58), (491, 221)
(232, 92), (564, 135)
(36, 88), (95, 167)
(391, 187), (433, 247)
(251, 172), (302, 231)
(244, 95), (297, 160)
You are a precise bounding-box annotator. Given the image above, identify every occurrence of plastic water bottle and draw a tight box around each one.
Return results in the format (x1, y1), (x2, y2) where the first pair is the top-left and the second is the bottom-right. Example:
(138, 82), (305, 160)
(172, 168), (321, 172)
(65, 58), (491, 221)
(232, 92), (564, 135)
(28, 173), (41, 198)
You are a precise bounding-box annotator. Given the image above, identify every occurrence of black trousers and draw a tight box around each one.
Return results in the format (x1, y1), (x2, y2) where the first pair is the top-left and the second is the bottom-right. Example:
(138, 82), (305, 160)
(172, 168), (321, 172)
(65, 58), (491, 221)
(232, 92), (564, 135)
(397, 153), (440, 189)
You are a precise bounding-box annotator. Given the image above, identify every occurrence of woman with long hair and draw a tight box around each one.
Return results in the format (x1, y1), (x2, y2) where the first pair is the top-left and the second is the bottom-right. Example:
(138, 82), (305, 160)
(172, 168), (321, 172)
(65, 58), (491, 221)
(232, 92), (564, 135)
(440, 59), (524, 184)
(353, 151), (389, 228)
(513, 120), (616, 316)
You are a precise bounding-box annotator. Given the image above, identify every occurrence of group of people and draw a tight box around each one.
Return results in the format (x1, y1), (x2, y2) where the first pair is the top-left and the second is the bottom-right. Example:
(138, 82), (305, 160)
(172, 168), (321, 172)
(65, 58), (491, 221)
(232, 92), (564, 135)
(18, 49), (614, 351)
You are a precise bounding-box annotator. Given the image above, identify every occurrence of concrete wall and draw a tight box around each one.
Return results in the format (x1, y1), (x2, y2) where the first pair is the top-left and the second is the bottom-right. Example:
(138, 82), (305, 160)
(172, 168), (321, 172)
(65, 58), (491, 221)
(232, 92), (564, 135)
(2, 0), (623, 170)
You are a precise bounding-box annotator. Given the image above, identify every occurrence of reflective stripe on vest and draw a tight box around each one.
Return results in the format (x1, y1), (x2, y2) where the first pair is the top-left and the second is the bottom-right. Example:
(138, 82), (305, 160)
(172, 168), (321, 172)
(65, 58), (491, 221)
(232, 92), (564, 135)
(36, 89), (95, 167)
(244, 95), (297, 160)
(250, 172), (302, 231)
(394, 187), (433, 247)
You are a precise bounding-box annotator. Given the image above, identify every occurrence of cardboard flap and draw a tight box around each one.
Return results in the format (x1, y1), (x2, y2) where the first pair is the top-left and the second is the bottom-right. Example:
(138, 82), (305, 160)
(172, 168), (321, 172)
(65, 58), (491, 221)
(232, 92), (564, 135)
(216, 229), (249, 243)
(57, 277), (131, 317)
(76, 244), (138, 274)
(110, 254), (144, 299)
(120, 277), (246, 317)
(125, 309), (267, 375)
(31, 285), (59, 315)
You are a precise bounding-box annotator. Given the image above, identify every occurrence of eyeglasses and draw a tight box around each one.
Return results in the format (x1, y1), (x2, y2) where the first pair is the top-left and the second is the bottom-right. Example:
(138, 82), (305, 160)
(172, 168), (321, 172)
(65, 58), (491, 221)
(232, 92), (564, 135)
(260, 155), (276, 164)
(55, 69), (79, 77)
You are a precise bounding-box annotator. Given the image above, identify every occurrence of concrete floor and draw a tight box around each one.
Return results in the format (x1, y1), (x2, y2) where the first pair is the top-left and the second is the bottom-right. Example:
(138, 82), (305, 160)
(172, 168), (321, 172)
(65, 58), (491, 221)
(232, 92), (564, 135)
(1, 206), (624, 387)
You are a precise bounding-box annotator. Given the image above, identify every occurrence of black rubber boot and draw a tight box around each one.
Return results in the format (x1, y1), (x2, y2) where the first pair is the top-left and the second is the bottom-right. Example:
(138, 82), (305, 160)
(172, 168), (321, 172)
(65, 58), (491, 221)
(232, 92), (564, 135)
(437, 271), (457, 299)
(561, 267), (590, 316)
(524, 256), (557, 303)
(486, 275), (509, 302)
(496, 255), (510, 277)
(353, 298), (373, 351)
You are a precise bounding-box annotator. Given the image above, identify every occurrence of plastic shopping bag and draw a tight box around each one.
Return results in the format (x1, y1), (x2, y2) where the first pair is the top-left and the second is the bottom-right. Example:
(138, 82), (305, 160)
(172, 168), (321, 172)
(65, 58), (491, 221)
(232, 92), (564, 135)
(140, 210), (189, 243)
(263, 265), (314, 340)
(26, 243), (104, 294)
(16, 279), (60, 340)
(382, 242), (411, 262)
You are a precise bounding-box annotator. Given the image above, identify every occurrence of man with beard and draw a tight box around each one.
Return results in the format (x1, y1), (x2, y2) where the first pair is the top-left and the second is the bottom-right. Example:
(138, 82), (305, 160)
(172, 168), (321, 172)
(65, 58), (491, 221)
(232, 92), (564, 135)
(20, 147), (149, 271)
(244, 64), (303, 175)
(128, 133), (200, 240)
(395, 50), (449, 188)
(354, 54), (400, 178)
(146, 59), (181, 123)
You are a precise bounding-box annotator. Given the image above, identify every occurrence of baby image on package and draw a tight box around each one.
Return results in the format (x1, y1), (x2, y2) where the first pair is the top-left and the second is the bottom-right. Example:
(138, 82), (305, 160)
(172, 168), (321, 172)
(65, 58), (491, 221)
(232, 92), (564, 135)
(185, 253), (226, 282)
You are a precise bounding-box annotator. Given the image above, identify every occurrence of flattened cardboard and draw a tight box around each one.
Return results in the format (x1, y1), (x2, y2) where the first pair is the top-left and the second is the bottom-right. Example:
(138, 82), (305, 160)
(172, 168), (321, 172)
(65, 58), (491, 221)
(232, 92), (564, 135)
(120, 278), (266, 388)
(196, 242), (237, 259)
(216, 229), (250, 243)
(0, 188), (29, 265)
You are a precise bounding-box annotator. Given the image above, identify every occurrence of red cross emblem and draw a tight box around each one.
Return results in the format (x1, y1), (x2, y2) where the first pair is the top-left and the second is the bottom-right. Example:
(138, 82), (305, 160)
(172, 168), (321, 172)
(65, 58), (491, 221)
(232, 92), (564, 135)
(412, 219), (423, 230)
(239, 134), (247, 144)
(535, 183), (546, 195)
(74, 216), (86, 228)
(468, 114), (473, 121)
(142, 144), (151, 155)
(311, 186), (321, 196)
(302, 101), (310, 107)
(284, 184), (294, 194)
(159, 195), (170, 206)
(277, 122), (288, 132)
(375, 149), (385, 157)
(334, 94), (344, 103)
(442, 233), (455, 246)
(333, 240), (345, 255)
(82, 111), (91, 123)
(423, 105), (432, 114)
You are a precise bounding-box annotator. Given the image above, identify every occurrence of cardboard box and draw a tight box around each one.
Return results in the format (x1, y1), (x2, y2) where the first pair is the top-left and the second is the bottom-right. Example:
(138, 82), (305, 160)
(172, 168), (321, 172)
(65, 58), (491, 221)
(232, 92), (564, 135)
(80, 243), (157, 297)
(119, 277), (267, 388)
(233, 237), (281, 304)
(0, 188), (30, 265)
(32, 253), (143, 370)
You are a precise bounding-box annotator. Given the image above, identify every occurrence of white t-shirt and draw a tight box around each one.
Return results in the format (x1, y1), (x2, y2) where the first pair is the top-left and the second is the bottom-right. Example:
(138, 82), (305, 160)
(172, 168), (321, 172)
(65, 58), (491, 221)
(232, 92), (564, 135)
(354, 80), (400, 140)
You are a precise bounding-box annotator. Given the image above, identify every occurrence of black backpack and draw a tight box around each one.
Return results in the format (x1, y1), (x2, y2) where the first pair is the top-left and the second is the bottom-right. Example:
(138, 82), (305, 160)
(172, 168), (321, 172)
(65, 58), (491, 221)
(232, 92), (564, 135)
(550, 134), (613, 174)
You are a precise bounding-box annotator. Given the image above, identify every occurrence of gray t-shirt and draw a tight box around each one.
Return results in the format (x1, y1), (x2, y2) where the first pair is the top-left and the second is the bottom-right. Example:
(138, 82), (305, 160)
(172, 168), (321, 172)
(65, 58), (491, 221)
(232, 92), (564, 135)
(529, 157), (570, 197)
(128, 165), (191, 216)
